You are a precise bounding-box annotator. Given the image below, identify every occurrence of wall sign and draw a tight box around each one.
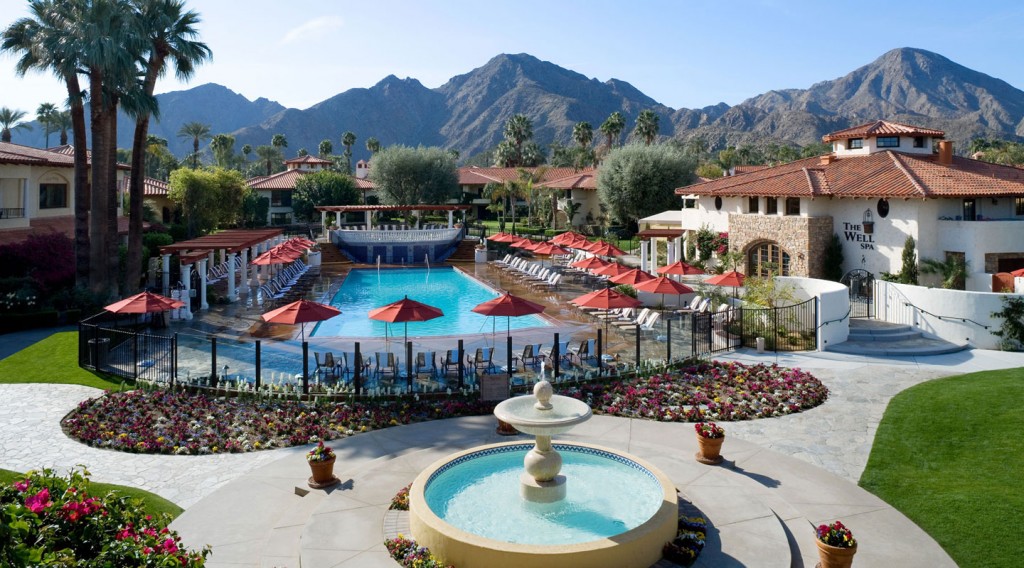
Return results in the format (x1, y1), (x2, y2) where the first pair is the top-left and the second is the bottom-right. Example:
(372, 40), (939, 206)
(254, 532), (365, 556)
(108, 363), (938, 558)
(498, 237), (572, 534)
(843, 222), (875, 249)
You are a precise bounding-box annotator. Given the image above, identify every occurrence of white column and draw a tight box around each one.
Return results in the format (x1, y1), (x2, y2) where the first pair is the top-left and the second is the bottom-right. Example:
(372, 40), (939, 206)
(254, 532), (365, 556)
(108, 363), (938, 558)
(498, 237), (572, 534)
(335, 211), (342, 228)
(649, 239), (659, 274)
(667, 238), (675, 265)
(640, 240), (648, 272)
(250, 246), (260, 286)
(675, 237), (683, 264)
(448, 210), (454, 228)
(161, 254), (171, 296)
(226, 252), (237, 302)
(238, 248), (249, 296)
(207, 250), (215, 272)
(365, 210), (372, 229)
(180, 263), (193, 319)
(320, 210), (327, 229)
(198, 258), (209, 310)
(219, 248), (226, 265)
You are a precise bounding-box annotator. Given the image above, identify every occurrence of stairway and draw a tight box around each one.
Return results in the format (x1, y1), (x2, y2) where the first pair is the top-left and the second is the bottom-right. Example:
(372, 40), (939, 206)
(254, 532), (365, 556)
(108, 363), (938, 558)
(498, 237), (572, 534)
(826, 319), (969, 356)
(446, 239), (478, 263)
(317, 241), (350, 265)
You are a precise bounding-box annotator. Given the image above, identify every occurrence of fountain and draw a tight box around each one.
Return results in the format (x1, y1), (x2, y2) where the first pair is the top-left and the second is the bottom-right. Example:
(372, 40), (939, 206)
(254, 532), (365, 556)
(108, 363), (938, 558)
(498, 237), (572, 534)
(408, 380), (678, 568)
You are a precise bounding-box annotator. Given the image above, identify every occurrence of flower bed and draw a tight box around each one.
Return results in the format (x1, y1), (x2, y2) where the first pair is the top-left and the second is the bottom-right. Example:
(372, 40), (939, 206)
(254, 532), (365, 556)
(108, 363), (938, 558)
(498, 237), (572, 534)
(385, 534), (452, 568)
(62, 390), (495, 455)
(565, 361), (828, 421)
(0, 468), (208, 566)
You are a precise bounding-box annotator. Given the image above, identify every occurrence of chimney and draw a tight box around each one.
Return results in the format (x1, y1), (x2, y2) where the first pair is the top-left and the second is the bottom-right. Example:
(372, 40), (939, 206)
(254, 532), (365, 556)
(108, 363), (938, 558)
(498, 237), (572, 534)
(820, 154), (835, 166)
(938, 140), (953, 165)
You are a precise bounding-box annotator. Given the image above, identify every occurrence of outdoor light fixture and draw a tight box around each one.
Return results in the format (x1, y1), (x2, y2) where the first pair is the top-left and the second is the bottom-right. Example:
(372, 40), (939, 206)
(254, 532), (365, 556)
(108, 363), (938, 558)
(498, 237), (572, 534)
(863, 209), (874, 234)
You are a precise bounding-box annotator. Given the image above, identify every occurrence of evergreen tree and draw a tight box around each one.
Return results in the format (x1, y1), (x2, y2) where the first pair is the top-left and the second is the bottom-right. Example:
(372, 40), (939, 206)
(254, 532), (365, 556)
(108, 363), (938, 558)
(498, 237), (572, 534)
(898, 236), (918, 285)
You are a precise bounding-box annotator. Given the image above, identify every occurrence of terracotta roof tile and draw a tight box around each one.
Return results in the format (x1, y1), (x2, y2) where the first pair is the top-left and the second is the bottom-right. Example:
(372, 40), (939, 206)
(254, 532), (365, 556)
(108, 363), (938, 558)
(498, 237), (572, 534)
(120, 177), (170, 196)
(247, 169), (308, 190)
(539, 170), (597, 190)
(285, 155), (333, 165)
(0, 141), (76, 167)
(822, 120), (945, 142)
(457, 166), (594, 185)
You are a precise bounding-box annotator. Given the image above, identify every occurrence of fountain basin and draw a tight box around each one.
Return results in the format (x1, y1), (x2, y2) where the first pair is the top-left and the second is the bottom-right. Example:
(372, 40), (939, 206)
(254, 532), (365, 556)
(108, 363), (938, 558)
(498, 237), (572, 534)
(409, 441), (678, 568)
(493, 394), (592, 436)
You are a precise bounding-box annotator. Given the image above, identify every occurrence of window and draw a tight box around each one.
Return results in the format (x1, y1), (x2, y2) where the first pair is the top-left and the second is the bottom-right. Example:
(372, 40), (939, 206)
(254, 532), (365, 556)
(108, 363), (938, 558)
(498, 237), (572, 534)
(747, 242), (790, 278)
(913, 136), (925, 148)
(962, 198), (976, 221)
(714, 196), (723, 211)
(766, 197), (778, 215)
(848, 138), (864, 149)
(877, 199), (890, 218)
(39, 183), (68, 209)
(1015, 197), (1024, 216)
(270, 190), (292, 207)
(785, 197), (800, 216)
(877, 136), (900, 148)
(682, 198), (697, 209)
(270, 212), (291, 225)
(747, 196), (759, 213)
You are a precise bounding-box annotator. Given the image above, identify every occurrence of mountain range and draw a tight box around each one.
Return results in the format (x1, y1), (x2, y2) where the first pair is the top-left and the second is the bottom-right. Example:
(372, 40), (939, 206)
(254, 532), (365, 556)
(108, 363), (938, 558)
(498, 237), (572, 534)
(13, 47), (1024, 162)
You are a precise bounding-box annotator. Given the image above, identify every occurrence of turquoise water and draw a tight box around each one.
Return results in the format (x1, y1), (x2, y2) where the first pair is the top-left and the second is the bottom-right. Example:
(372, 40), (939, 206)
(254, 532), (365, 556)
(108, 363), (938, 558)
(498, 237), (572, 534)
(311, 267), (549, 338)
(425, 445), (663, 545)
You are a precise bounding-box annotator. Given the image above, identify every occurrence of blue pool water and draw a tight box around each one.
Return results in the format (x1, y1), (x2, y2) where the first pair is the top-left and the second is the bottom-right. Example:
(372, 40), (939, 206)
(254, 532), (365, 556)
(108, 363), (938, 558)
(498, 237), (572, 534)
(311, 267), (549, 338)
(425, 444), (664, 545)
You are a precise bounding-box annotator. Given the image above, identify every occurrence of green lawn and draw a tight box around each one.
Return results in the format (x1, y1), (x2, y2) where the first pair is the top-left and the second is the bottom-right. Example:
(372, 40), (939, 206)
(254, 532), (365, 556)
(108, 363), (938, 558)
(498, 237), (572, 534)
(860, 368), (1024, 567)
(0, 331), (123, 389)
(0, 467), (183, 519)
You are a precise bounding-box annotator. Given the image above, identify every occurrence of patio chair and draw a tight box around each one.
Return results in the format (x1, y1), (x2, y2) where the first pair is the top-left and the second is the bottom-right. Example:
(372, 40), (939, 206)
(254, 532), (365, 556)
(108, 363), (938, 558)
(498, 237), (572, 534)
(469, 347), (495, 374)
(570, 338), (596, 365)
(676, 295), (703, 314)
(513, 343), (543, 369)
(375, 352), (397, 380)
(543, 341), (571, 367)
(443, 349), (462, 377)
(321, 352), (339, 381)
(415, 351), (438, 377)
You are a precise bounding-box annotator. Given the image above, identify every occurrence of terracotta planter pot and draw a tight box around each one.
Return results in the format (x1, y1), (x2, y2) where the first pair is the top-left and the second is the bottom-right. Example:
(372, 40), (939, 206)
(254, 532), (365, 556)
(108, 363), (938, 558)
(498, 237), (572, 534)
(496, 418), (519, 436)
(695, 435), (724, 465)
(816, 539), (857, 568)
(308, 457), (338, 488)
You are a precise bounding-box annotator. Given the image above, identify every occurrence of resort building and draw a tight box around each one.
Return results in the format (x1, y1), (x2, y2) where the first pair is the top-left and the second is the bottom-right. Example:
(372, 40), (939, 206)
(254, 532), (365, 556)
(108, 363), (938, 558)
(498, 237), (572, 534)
(121, 176), (174, 224)
(0, 142), (128, 246)
(674, 120), (1024, 291)
(248, 155), (374, 225)
(456, 166), (599, 228)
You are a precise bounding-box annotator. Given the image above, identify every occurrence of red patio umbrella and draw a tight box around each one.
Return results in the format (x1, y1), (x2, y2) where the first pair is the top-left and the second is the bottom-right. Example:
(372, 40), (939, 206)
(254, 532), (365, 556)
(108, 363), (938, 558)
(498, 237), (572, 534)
(105, 291), (185, 314)
(706, 270), (746, 298)
(1010, 268), (1024, 277)
(261, 299), (341, 342)
(592, 262), (631, 278)
(472, 293), (546, 338)
(489, 232), (516, 243)
(252, 248), (300, 265)
(570, 256), (610, 271)
(509, 237), (534, 249)
(586, 240), (626, 257)
(551, 231), (586, 246)
(658, 260), (706, 276)
(368, 295), (444, 345)
(608, 268), (655, 286)
(572, 287), (642, 337)
(289, 237), (316, 247)
(634, 276), (694, 308)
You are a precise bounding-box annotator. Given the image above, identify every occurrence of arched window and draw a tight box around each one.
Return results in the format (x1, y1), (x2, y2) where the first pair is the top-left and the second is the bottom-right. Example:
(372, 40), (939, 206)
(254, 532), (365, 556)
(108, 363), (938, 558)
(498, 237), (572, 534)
(747, 241), (790, 277)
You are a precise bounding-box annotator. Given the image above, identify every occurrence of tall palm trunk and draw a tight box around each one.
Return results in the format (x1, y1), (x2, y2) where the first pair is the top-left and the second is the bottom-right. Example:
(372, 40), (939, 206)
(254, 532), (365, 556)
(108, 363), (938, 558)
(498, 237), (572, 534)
(127, 51), (164, 294)
(68, 75), (90, 288)
(105, 91), (121, 297)
(88, 73), (111, 297)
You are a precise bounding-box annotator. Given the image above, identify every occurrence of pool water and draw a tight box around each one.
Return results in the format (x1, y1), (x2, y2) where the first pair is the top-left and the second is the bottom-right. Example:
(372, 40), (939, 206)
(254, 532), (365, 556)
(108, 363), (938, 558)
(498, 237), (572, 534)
(425, 445), (664, 545)
(311, 267), (549, 338)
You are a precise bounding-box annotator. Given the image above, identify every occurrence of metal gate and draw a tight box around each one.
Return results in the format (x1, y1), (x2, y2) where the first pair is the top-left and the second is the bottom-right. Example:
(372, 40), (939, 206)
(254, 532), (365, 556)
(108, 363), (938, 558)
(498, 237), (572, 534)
(840, 269), (874, 318)
(690, 298), (818, 357)
(691, 308), (741, 357)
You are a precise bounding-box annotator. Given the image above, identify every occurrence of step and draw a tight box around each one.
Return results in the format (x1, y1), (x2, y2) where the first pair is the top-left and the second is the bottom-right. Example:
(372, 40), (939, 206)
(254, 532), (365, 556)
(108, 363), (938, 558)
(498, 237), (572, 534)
(826, 337), (969, 356)
(847, 329), (922, 342)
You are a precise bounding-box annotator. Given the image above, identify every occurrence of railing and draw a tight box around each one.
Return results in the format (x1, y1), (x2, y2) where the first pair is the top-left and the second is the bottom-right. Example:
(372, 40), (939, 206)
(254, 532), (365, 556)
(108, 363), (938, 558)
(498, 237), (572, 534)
(0, 207), (26, 219)
(78, 312), (177, 383)
(876, 281), (991, 330)
(690, 298), (818, 355)
(333, 228), (460, 244)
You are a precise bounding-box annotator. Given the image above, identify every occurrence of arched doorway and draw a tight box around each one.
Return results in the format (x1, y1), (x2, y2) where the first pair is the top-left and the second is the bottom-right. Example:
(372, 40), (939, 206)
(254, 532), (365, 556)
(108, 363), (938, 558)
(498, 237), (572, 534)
(746, 241), (790, 277)
(840, 269), (874, 318)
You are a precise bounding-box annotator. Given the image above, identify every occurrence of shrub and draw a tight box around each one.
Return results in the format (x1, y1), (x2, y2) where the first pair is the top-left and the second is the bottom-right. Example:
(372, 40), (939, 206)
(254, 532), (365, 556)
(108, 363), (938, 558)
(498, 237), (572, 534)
(0, 468), (209, 566)
(0, 233), (74, 294)
(992, 296), (1024, 351)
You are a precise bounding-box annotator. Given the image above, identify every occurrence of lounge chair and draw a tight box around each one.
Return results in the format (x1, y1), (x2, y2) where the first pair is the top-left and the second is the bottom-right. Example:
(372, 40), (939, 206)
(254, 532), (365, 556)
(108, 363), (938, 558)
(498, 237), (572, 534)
(321, 352), (339, 381)
(570, 339), (596, 365)
(415, 351), (438, 377)
(543, 341), (571, 367)
(469, 347), (495, 374)
(443, 349), (462, 377)
(513, 343), (543, 369)
(375, 352), (397, 380)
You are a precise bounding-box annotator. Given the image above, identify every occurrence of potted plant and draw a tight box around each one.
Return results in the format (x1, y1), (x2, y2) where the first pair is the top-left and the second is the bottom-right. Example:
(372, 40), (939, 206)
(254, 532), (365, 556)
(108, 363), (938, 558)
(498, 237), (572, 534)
(815, 520), (857, 568)
(694, 422), (725, 465)
(306, 441), (339, 488)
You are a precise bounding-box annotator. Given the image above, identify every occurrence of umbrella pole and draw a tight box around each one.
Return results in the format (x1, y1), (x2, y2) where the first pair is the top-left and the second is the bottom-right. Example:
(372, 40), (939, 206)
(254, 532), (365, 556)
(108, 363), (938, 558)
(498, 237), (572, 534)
(302, 341), (309, 395)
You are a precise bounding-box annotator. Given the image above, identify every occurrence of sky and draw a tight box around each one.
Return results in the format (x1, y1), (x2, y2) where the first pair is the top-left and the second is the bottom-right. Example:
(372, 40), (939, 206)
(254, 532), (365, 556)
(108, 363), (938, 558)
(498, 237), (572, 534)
(1, 0), (1023, 115)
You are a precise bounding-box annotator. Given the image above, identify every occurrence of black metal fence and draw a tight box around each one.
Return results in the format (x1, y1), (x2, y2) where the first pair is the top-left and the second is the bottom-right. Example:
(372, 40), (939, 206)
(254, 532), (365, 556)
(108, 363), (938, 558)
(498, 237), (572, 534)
(78, 313), (177, 384)
(690, 298), (818, 355)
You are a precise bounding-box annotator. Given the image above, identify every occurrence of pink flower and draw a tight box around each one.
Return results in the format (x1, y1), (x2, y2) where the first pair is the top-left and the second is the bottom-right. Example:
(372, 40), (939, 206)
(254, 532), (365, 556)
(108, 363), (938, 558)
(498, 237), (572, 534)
(25, 488), (52, 514)
(162, 537), (179, 553)
(13, 479), (30, 492)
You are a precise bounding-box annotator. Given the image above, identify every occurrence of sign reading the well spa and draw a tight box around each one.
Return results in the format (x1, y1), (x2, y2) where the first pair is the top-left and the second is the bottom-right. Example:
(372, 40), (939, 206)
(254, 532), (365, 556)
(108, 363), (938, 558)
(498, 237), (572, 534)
(843, 222), (875, 249)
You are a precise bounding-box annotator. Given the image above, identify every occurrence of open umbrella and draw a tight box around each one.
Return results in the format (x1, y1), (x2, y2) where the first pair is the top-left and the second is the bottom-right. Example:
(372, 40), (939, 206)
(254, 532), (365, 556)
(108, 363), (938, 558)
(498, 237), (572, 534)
(1010, 267), (1024, 278)
(252, 248), (300, 265)
(531, 241), (570, 266)
(586, 240), (626, 257)
(706, 270), (746, 298)
(592, 262), (631, 278)
(472, 293), (546, 338)
(368, 295), (444, 345)
(509, 237), (534, 249)
(489, 232), (516, 243)
(570, 256), (610, 271)
(551, 231), (586, 246)
(289, 237), (316, 247)
(261, 299), (340, 342)
(105, 291), (185, 314)
(609, 268), (655, 286)
(634, 276), (694, 308)
(658, 260), (706, 276)
(572, 287), (642, 337)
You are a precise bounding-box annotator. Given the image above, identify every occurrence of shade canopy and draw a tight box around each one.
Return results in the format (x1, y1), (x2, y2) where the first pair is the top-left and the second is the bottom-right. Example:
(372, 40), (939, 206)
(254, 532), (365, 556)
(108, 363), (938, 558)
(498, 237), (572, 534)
(472, 293), (546, 338)
(571, 256), (610, 271)
(368, 296), (444, 344)
(509, 238), (534, 249)
(634, 276), (695, 295)
(658, 260), (706, 276)
(562, 234), (591, 249)
(252, 248), (300, 265)
(591, 262), (631, 277)
(551, 231), (586, 246)
(105, 291), (185, 314)
(705, 270), (746, 287)
(1009, 267), (1024, 277)
(531, 242), (570, 256)
(261, 299), (341, 342)
(586, 240), (626, 257)
(489, 232), (516, 243)
(608, 268), (655, 286)
(571, 287), (642, 310)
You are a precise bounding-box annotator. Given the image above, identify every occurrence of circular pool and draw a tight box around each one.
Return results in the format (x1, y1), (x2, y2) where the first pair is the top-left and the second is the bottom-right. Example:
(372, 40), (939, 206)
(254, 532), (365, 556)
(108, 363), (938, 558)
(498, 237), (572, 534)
(409, 441), (677, 568)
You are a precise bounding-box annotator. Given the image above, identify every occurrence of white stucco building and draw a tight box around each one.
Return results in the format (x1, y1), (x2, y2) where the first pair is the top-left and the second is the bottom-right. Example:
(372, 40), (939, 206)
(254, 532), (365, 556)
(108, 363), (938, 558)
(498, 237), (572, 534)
(674, 120), (1024, 291)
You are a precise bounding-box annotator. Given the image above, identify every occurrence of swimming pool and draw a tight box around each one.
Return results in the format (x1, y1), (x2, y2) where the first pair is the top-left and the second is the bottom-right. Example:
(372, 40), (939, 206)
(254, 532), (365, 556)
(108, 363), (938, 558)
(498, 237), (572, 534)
(311, 267), (550, 338)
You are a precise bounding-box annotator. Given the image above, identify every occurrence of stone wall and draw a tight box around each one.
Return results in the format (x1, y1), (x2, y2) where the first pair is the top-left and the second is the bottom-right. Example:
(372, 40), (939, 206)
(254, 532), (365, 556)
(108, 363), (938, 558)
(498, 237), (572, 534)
(728, 214), (834, 278)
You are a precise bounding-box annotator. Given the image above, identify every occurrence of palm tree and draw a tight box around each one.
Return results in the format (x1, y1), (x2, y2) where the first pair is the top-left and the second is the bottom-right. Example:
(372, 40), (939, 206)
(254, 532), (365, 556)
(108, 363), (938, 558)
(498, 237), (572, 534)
(297, 148), (308, 157)
(365, 136), (380, 155)
(318, 139), (332, 157)
(178, 121), (211, 168)
(209, 133), (234, 168)
(36, 102), (57, 146)
(241, 143), (252, 159)
(503, 114), (533, 167)
(3, 0), (93, 286)
(271, 132), (287, 153)
(0, 107), (32, 142)
(255, 145), (278, 176)
(920, 255), (969, 290)
(634, 109), (660, 145)
(599, 111), (625, 152)
(341, 131), (356, 173)
(572, 121), (593, 168)
(125, 0), (210, 292)
(54, 109), (71, 145)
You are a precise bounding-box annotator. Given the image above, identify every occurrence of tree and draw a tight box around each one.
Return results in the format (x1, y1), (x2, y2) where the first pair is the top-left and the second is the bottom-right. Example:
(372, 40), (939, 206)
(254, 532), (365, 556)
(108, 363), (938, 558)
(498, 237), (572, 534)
(369, 145), (458, 220)
(292, 170), (360, 222)
(54, 109), (71, 145)
(572, 121), (594, 168)
(0, 107), (32, 142)
(178, 121), (211, 168)
(920, 254), (968, 290)
(241, 143), (252, 159)
(341, 130), (356, 173)
(209, 133), (235, 168)
(563, 199), (582, 230)
(599, 111), (625, 153)
(898, 236), (919, 285)
(318, 139), (333, 157)
(271, 132), (287, 154)
(502, 114), (533, 167)
(365, 136), (380, 155)
(597, 144), (696, 229)
(822, 233), (845, 281)
(36, 101), (57, 146)
(633, 109), (660, 145)
(239, 187), (268, 228)
(168, 167), (247, 237)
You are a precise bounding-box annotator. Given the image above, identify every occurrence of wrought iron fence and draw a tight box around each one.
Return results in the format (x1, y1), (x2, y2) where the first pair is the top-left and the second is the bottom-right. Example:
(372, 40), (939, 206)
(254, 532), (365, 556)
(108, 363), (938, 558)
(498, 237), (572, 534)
(78, 312), (177, 383)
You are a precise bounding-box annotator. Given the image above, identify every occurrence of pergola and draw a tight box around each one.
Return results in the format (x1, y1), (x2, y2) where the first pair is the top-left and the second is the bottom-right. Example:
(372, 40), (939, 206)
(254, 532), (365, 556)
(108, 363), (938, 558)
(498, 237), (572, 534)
(315, 204), (473, 230)
(158, 228), (285, 313)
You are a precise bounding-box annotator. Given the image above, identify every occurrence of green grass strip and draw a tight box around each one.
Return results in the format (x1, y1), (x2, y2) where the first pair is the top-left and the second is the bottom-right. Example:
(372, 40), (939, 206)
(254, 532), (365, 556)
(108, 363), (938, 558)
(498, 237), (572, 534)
(0, 467), (183, 519)
(860, 369), (1024, 567)
(0, 331), (123, 389)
